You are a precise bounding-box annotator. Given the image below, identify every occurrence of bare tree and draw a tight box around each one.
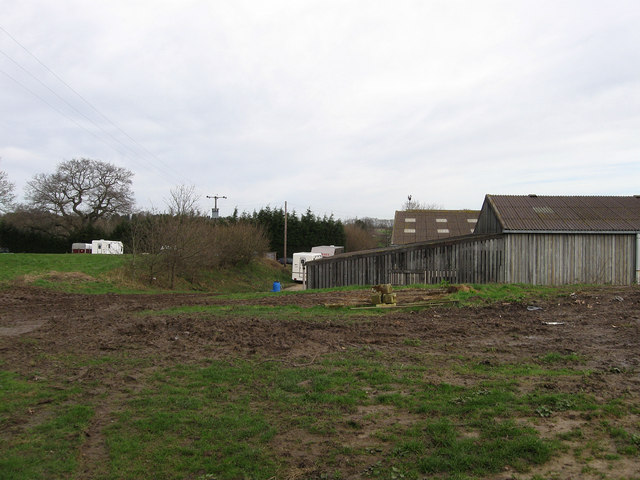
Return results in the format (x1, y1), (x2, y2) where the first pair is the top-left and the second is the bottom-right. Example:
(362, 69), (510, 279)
(130, 186), (211, 288)
(25, 158), (134, 232)
(165, 184), (201, 217)
(0, 162), (15, 213)
(163, 216), (218, 288)
(128, 210), (166, 283)
(402, 195), (442, 211)
(129, 185), (270, 288)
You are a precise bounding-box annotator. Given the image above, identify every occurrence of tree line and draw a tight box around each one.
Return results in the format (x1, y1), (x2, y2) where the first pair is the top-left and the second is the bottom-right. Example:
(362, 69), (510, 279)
(224, 206), (345, 258)
(0, 159), (390, 270)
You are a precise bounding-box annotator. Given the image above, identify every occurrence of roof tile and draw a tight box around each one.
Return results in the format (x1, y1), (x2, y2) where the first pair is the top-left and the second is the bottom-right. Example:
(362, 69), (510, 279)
(488, 195), (640, 231)
(392, 210), (480, 244)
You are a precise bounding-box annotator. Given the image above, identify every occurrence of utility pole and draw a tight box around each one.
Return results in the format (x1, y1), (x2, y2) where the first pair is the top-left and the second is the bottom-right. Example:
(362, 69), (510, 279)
(206, 195), (227, 219)
(284, 201), (288, 264)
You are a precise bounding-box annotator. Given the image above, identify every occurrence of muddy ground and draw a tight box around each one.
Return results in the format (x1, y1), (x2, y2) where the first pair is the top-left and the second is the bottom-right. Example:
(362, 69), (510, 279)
(1, 285), (639, 479)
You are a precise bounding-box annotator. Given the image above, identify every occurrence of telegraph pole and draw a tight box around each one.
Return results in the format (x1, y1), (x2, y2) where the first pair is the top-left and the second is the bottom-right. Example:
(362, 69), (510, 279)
(206, 195), (227, 219)
(284, 201), (288, 264)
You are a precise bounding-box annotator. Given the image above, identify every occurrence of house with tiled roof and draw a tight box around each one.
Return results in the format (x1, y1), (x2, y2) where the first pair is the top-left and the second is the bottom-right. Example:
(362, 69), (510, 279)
(391, 210), (480, 245)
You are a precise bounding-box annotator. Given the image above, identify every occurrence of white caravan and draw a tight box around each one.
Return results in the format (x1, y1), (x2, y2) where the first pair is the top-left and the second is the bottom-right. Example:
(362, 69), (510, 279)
(311, 245), (344, 257)
(71, 243), (92, 254)
(292, 252), (322, 282)
(91, 239), (124, 254)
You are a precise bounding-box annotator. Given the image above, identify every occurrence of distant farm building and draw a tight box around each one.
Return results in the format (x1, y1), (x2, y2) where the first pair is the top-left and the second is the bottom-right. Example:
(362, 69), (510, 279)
(391, 210), (480, 245)
(306, 195), (640, 288)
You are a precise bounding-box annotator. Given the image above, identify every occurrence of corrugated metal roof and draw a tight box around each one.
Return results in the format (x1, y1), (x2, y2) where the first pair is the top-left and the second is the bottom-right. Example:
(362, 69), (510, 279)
(392, 210), (480, 244)
(487, 195), (640, 231)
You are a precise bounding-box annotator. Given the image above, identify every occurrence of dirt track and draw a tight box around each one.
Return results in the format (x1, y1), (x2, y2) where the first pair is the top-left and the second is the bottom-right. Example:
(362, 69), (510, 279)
(1, 285), (639, 478)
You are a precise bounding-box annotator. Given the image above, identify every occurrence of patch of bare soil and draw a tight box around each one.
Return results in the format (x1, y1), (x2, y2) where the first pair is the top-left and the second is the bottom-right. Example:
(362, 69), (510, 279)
(17, 270), (99, 285)
(1, 285), (639, 479)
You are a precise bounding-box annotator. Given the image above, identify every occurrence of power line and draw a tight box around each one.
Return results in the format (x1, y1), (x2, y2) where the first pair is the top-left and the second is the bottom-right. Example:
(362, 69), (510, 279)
(0, 49), (179, 182)
(0, 24), (196, 187)
(0, 67), (118, 150)
(0, 64), (183, 185)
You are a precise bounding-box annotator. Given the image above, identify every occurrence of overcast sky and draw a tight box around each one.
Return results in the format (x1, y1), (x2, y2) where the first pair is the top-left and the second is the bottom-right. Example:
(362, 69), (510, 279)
(1, 1), (639, 220)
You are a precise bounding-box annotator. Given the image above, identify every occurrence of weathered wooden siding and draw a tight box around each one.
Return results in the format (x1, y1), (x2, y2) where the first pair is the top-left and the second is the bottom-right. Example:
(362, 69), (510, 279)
(473, 198), (503, 234)
(504, 233), (637, 285)
(306, 234), (505, 289)
(306, 232), (639, 288)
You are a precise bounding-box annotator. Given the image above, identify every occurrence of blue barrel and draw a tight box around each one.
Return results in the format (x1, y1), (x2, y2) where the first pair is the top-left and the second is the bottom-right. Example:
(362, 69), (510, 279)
(271, 281), (281, 292)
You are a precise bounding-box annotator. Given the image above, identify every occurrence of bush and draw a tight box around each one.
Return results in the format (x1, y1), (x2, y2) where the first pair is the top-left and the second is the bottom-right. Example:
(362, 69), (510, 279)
(129, 215), (269, 289)
(344, 223), (378, 252)
(216, 223), (269, 266)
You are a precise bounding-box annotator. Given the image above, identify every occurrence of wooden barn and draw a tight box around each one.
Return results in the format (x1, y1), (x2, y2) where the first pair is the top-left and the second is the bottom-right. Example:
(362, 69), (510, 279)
(306, 195), (640, 288)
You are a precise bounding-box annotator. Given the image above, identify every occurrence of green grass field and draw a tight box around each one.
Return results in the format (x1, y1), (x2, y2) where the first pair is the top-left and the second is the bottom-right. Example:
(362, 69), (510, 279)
(3, 347), (638, 479)
(0, 255), (638, 479)
(0, 253), (292, 294)
(0, 253), (128, 282)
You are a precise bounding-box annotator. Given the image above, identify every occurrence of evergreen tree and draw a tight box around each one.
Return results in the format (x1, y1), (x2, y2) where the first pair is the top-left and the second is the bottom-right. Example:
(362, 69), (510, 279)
(227, 206), (345, 257)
